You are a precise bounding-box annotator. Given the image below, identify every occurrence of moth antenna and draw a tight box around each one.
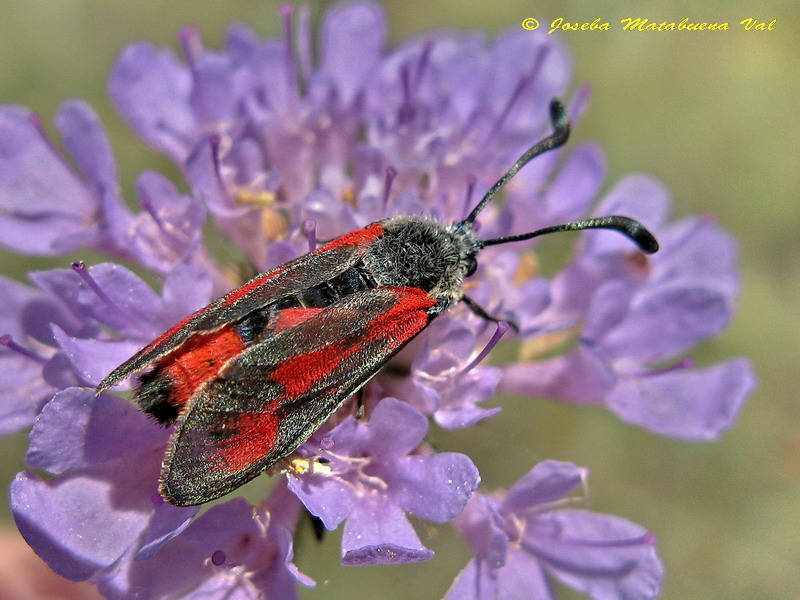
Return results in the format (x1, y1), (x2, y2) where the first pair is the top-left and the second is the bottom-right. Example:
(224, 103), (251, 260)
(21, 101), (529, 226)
(481, 215), (659, 254)
(463, 98), (570, 224)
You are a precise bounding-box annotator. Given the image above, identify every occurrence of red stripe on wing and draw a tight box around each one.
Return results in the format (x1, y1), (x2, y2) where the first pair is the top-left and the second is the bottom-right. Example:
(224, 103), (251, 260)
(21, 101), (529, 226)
(159, 325), (247, 409)
(273, 307), (324, 332)
(211, 412), (281, 473)
(268, 287), (435, 398)
(320, 222), (384, 251)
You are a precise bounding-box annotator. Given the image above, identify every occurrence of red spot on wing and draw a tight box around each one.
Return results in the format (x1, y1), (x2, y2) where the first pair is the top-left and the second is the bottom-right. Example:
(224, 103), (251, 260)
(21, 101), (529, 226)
(213, 411), (281, 473)
(364, 287), (436, 344)
(274, 307), (324, 332)
(160, 325), (246, 409)
(320, 222), (384, 251)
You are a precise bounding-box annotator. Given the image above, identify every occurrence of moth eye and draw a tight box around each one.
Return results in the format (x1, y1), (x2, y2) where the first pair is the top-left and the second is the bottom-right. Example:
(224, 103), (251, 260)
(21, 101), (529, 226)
(465, 257), (478, 277)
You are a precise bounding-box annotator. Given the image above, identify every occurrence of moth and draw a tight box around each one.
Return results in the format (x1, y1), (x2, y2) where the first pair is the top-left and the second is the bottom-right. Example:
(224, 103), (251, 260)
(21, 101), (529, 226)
(98, 99), (658, 506)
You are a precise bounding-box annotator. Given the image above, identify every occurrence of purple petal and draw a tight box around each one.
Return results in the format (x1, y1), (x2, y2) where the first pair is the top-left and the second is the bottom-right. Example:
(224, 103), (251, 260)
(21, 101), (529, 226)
(250, 523), (314, 599)
(452, 494), (507, 567)
(544, 142), (605, 222)
(184, 135), (242, 217)
(608, 358), (756, 440)
(82, 263), (164, 337)
(433, 367), (502, 430)
(434, 399), (501, 430)
(580, 280), (637, 343)
(414, 319), (479, 375)
(286, 471), (355, 531)
(323, 397), (428, 459)
(304, 187), (360, 241)
(26, 387), (162, 474)
(109, 42), (197, 162)
(161, 264), (214, 322)
(0, 353), (51, 434)
(130, 171), (207, 271)
(181, 575), (260, 600)
(136, 503), (201, 560)
(30, 264), (163, 340)
(264, 240), (301, 271)
(445, 559), (499, 600)
(361, 396), (429, 458)
(186, 51), (241, 125)
(341, 494), (433, 565)
(320, 1), (387, 106)
(391, 452), (480, 522)
(598, 284), (732, 363)
(11, 469), (155, 581)
(51, 327), (139, 386)
(653, 216), (740, 299)
(501, 346), (615, 405)
(55, 101), (120, 204)
(495, 549), (555, 600)
(488, 29), (570, 131)
(98, 499), (264, 599)
(509, 141), (604, 234)
(502, 460), (586, 516)
(525, 509), (663, 599)
(0, 107), (96, 254)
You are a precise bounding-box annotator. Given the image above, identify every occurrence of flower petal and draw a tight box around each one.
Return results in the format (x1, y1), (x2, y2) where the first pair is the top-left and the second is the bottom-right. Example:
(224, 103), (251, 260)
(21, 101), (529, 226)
(51, 328), (139, 387)
(341, 494), (433, 565)
(502, 460), (586, 516)
(501, 346), (615, 405)
(109, 42), (197, 162)
(0, 108), (96, 255)
(525, 509), (663, 600)
(495, 549), (554, 600)
(26, 387), (162, 474)
(608, 358), (756, 440)
(11, 469), (155, 581)
(444, 559), (499, 600)
(286, 472), (355, 531)
(320, 1), (387, 106)
(391, 452), (480, 522)
(599, 284), (732, 363)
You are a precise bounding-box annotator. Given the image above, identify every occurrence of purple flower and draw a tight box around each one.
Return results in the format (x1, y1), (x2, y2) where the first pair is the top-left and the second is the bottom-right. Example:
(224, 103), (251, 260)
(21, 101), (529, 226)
(287, 397), (479, 564)
(500, 176), (757, 440)
(447, 461), (663, 600)
(12, 387), (312, 598)
(1, 2), (754, 598)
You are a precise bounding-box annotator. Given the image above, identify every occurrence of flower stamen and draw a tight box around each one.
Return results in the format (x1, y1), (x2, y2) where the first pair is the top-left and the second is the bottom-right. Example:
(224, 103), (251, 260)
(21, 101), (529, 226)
(398, 64), (415, 125)
(71, 261), (148, 331)
(383, 166), (397, 207)
(0, 334), (47, 363)
(491, 46), (549, 136)
(462, 321), (510, 374)
(303, 219), (317, 251)
(281, 5), (300, 99)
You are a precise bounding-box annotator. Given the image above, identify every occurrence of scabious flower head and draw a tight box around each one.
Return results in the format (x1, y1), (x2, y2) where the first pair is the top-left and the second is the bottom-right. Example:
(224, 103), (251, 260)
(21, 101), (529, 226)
(0, 2), (755, 598)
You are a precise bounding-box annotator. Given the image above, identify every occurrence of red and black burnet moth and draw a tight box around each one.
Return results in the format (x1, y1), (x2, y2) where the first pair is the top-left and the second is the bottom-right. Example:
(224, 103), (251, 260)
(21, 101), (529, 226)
(97, 100), (659, 506)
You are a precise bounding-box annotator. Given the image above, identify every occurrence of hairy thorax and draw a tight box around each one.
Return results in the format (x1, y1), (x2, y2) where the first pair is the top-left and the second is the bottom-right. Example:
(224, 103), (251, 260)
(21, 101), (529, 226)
(362, 216), (482, 308)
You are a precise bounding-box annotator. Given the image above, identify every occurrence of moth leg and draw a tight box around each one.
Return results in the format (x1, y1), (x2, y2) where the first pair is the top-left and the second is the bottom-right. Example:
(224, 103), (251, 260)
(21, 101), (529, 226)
(460, 295), (520, 333)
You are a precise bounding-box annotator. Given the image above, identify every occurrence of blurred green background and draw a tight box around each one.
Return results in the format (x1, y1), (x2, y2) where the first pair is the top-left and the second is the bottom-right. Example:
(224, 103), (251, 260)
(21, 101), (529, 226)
(0, 1), (797, 598)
